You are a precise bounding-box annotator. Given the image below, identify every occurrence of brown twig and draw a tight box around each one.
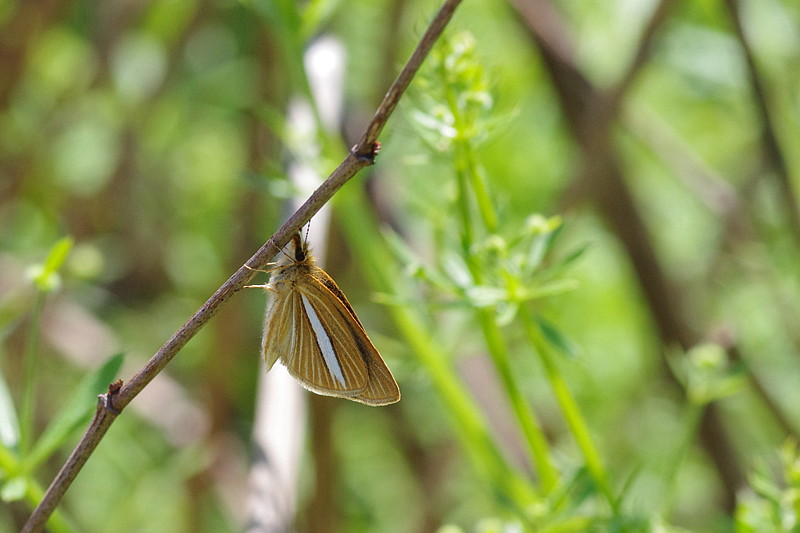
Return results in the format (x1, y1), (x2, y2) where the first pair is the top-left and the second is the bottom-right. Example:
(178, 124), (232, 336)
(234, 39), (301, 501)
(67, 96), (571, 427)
(723, 0), (800, 247)
(22, 1), (462, 531)
(605, 0), (677, 117)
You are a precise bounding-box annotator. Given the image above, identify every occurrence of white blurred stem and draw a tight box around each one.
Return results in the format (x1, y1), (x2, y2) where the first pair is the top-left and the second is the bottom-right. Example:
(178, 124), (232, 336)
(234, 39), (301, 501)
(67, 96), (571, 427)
(246, 36), (345, 532)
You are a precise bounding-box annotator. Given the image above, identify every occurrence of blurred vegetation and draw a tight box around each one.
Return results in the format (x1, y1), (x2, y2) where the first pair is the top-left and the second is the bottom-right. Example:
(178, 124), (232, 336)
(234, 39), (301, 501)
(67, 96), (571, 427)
(2, 0), (800, 532)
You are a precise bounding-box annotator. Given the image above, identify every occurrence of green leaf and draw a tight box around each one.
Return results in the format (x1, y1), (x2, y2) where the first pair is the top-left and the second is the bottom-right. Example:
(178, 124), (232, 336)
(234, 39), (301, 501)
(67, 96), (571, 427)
(26, 236), (74, 293)
(465, 285), (507, 308)
(519, 279), (580, 301)
(382, 227), (424, 276)
(523, 215), (560, 271)
(300, 0), (342, 40)
(441, 252), (473, 291)
(0, 476), (27, 502)
(24, 353), (124, 470)
(535, 315), (580, 360)
(558, 242), (590, 270)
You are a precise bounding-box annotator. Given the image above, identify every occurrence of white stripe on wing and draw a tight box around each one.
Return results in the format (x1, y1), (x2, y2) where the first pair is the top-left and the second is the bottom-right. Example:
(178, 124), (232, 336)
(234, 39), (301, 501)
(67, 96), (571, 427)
(300, 293), (346, 388)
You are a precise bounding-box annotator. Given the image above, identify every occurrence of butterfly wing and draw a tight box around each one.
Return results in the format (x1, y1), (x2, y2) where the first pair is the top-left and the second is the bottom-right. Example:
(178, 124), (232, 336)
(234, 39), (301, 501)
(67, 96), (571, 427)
(293, 286), (371, 393)
(261, 261), (400, 406)
(261, 290), (291, 371)
(306, 268), (400, 406)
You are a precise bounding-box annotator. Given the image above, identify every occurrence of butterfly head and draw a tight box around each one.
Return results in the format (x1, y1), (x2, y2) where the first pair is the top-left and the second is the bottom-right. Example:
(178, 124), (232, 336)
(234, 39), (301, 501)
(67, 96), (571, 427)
(292, 233), (309, 262)
(276, 231), (313, 267)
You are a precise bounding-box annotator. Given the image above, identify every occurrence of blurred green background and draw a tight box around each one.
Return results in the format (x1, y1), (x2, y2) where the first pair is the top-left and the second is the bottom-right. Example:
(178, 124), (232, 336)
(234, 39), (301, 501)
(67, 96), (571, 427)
(2, 0), (800, 532)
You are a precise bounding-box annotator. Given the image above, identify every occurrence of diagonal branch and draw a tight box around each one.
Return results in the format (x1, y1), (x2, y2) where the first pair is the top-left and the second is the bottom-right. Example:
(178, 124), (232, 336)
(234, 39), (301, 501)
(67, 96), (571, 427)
(723, 0), (800, 247)
(22, 1), (463, 531)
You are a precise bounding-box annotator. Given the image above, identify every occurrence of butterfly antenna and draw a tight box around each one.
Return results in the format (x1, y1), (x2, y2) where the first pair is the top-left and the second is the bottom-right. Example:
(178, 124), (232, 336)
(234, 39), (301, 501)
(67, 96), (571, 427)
(244, 263), (279, 275)
(271, 234), (297, 262)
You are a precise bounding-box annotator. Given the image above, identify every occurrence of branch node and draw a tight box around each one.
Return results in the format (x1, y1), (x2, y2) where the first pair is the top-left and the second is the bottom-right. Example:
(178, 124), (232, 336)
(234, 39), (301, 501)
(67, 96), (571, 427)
(100, 379), (124, 415)
(352, 141), (381, 164)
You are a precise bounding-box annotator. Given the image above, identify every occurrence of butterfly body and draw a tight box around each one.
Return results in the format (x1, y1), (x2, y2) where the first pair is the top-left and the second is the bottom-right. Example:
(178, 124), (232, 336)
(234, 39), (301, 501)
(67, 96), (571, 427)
(260, 233), (400, 406)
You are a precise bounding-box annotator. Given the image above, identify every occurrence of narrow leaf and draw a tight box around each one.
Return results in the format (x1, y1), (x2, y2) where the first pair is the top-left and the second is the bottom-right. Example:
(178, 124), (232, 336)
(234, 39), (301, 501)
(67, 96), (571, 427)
(27, 236), (74, 293)
(24, 353), (124, 470)
(536, 315), (580, 360)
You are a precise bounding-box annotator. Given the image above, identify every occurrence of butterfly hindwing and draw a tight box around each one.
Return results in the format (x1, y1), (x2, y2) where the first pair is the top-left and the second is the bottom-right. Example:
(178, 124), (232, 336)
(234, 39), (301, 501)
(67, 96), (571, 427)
(262, 288), (293, 371)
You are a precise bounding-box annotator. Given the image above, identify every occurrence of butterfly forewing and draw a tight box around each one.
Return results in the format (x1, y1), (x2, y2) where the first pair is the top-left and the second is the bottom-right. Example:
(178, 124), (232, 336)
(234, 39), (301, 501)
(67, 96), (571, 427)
(290, 286), (370, 395)
(308, 269), (401, 405)
(352, 347), (401, 405)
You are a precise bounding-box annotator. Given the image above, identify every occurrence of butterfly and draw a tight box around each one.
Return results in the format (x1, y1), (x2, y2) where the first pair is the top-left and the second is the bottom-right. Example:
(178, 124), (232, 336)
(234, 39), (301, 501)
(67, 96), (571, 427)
(253, 231), (400, 406)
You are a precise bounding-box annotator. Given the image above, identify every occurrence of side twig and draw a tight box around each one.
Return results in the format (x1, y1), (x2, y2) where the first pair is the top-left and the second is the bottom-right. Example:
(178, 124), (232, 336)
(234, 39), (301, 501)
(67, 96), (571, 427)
(22, 1), (462, 531)
(723, 0), (800, 247)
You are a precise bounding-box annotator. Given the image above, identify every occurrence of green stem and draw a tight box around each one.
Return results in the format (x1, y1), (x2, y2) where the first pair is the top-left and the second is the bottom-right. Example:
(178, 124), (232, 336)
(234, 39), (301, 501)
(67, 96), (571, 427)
(477, 308), (559, 492)
(20, 292), (46, 455)
(465, 150), (497, 233)
(661, 401), (704, 519)
(454, 145), (474, 254)
(335, 186), (538, 515)
(390, 296), (537, 510)
(0, 422), (72, 532)
(450, 130), (556, 492)
(520, 306), (617, 509)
